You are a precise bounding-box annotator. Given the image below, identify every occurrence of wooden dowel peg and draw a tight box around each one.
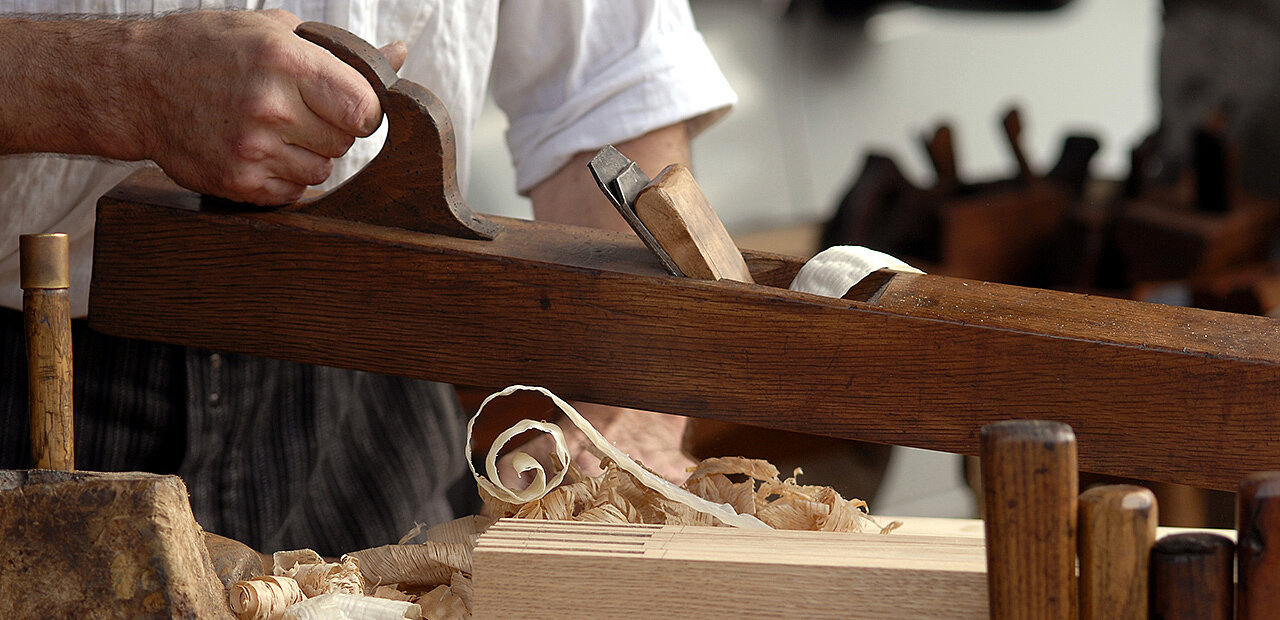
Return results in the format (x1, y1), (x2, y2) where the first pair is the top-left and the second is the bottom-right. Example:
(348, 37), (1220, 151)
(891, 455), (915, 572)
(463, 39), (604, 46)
(981, 419), (1078, 619)
(1078, 484), (1158, 620)
(20, 232), (74, 471)
(1003, 108), (1035, 183)
(1149, 533), (1234, 620)
(1238, 471), (1280, 618)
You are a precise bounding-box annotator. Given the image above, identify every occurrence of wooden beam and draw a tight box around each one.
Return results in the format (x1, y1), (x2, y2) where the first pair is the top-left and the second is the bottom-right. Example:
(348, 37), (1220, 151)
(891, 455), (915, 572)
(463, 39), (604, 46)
(90, 170), (1280, 491)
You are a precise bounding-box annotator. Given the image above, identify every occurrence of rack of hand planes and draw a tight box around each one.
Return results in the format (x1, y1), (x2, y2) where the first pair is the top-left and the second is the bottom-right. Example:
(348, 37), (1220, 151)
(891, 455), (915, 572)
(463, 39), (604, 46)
(5, 22), (1280, 619)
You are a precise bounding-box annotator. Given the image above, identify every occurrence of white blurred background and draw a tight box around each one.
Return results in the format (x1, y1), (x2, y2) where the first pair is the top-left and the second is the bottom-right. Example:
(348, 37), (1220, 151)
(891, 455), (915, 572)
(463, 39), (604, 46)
(467, 0), (1159, 234)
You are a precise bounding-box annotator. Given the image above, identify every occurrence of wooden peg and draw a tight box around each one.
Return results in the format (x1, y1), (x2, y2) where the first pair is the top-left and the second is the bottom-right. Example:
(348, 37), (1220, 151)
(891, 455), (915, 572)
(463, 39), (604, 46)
(633, 163), (753, 283)
(1149, 533), (1234, 620)
(922, 124), (958, 190)
(981, 419), (1078, 619)
(1002, 107), (1035, 183)
(1078, 484), (1158, 619)
(1238, 471), (1280, 618)
(20, 233), (74, 471)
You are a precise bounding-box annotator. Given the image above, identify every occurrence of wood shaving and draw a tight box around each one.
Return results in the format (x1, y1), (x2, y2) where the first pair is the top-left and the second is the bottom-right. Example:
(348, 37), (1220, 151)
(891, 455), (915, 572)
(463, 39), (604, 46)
(267, 549), (364, 598)
(280, 592), (421, 619)
(287, 556), (364, 598)
(372, 585), (414, 602)
(252, 385), (897, 619)
(448, 573), (473, 612)
(789, 245), (923, 298)
(418, 581), (470, 620)
(469, 392), (893, 534)
(229, 575), (305, 620)
(350, 542), (472, 587)
(272, 549), (323, 575)
(467, 385), (769, 529)
(424, 515), (491, 545)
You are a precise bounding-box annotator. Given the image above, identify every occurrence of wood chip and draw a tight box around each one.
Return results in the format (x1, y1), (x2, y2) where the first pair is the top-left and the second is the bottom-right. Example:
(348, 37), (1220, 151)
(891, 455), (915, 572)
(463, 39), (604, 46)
(229, 575), (305, 620)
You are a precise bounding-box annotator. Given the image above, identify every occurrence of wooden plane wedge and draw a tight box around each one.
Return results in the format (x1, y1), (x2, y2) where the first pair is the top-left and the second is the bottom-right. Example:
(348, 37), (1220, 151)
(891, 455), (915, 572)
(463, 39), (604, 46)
(89, 24), (1280, 492)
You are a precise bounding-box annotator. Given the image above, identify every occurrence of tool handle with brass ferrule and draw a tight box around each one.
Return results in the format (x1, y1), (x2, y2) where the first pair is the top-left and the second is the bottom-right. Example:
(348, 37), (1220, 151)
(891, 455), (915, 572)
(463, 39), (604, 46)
(1078, 484), (1157, 620)
(981, 419), (1078, 620)
(21, 233), (74, 471)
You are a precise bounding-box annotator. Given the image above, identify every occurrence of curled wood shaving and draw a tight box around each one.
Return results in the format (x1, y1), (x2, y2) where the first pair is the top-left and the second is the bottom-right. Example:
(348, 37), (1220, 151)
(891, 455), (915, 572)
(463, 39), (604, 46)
(280, 592), (422, 619)
(425, 515), (492, 546)
(396, 522), (427, 545)
(273, 550), (324, 576)
(686, 456), (780, 483)
(789, 245), (923, 298)
(254, 385), (899, 620)
(397, 515), (492, 546)
(229, 575), (305, 620)
(467, 385), (769, 529)
(287, 556), (364, 597)
(418, 580), (470, 620)
(350, 542), (472, 587)
(710, 456), (892, 533)
(450, 573), (474, 614)
(269, 549), (364, 598)
(372, 585), (414, 602)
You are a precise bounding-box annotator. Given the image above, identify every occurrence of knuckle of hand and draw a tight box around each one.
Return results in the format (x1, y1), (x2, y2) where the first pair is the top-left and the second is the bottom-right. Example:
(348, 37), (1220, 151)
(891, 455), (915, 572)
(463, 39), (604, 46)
(344, 91), (380, 135)
(220, 167), (260, 198)
(323, 133), (356, 159)
(238, 85), (291, 123)
(229, 135), (271, 163)
(306, 159), (334, 186)
(252, 35), (296, 71)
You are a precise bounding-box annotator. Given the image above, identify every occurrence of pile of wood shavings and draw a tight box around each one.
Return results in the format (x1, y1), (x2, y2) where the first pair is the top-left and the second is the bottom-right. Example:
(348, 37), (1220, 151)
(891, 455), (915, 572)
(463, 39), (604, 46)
(485, 454), (898, 533)
(232, 385), (896, 619)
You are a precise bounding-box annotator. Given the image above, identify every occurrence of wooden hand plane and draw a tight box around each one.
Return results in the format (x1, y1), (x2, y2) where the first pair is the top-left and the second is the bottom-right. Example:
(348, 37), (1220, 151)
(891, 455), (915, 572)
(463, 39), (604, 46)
(89, 23), (1280, 492)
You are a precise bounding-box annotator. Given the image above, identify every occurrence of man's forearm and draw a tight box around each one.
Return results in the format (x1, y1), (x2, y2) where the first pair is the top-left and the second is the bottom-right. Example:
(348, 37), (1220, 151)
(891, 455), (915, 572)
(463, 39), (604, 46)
(529, 122), (691, 230)
(525, 121), (699, 481)
(0, 17), (148, 159)
(0, 10), (394, 205)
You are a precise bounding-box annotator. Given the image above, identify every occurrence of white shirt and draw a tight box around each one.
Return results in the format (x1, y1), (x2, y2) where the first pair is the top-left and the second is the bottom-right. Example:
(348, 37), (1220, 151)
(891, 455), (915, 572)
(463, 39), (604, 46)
(0, 0), (735, 315)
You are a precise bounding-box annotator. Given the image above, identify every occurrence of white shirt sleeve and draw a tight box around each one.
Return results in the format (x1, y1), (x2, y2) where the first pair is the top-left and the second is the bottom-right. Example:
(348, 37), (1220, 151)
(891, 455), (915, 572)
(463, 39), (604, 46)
(492, 0), (736, 194)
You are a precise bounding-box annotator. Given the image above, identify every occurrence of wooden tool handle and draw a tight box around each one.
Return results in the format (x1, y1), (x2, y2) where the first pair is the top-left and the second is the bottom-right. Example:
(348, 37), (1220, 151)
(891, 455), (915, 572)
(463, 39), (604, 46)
(922, 125), (958, 190)
(633, 164), (753, 283)
(981, 419), (1077, 619)
(1149, 533), (1234, 620)
(280, 22), (500, 239)
(1078, 484), (1157, 620)
(21, 233), (74, 471)
(1238, 471), (1280, 618)
(1003, 107), (1035, 183)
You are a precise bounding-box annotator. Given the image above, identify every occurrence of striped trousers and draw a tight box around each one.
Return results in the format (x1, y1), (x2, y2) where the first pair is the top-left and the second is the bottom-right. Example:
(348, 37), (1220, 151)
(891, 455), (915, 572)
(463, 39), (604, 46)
(0, 307), (478, 555)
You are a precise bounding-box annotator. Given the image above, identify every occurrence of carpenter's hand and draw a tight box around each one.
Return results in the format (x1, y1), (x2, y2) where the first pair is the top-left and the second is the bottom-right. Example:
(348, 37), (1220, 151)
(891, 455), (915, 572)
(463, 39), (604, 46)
(129, 10), (407, 205)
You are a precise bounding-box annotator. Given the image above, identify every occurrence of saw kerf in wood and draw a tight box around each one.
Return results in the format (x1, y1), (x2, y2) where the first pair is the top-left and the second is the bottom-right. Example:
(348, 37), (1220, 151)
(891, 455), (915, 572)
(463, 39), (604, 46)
(90, 24), (1280, 493)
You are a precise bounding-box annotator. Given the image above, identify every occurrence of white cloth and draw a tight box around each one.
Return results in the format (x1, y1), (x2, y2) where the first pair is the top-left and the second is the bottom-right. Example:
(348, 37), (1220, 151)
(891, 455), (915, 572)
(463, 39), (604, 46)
(0, 0), (735, 315)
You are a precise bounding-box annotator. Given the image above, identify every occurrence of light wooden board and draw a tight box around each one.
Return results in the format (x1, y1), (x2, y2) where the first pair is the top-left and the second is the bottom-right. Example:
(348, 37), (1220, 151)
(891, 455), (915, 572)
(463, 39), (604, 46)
(471, 519), (988, 619)
(885, 515), (1233, 542)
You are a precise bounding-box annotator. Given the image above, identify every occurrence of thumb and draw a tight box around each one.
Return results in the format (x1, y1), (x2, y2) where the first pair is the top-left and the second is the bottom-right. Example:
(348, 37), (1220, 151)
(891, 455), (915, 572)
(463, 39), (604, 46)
(378, 40), (408, 72)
